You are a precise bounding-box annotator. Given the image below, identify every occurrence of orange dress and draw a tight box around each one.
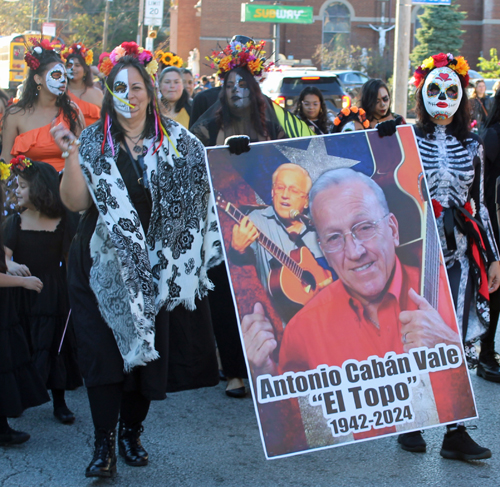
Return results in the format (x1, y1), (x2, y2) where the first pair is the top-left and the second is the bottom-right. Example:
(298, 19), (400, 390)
(11, 112), (67, 172)
(69, 90), (100, 127)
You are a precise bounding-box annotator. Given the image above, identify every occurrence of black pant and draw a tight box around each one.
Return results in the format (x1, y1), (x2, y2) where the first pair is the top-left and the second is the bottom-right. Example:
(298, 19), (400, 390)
(481, 308), (499, 357)
(87, 383), (150, 431)
(208, 263), (247, 378)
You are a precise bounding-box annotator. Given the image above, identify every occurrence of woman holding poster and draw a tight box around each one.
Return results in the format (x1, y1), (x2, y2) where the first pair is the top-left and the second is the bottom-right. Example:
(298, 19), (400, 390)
(389, 52), (500, 460)
(50, 42), (221, 478)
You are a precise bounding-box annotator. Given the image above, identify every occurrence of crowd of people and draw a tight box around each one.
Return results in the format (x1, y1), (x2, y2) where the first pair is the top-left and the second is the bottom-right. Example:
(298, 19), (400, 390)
(0, 33), (499, 478)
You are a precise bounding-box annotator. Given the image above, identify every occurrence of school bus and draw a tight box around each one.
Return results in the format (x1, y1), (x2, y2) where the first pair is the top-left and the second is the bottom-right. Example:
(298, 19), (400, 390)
(0, 32), (64, 92)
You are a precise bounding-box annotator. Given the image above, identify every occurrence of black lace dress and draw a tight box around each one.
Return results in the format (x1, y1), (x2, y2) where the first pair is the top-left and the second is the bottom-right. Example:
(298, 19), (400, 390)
(0, 243), (50, 417)
(3, 213), (82, 391)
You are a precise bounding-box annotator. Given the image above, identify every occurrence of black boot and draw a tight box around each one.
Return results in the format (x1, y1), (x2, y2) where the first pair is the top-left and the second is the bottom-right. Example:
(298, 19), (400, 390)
(85, 429), (117, 478)
(477, 351), (500, 383)
(118, 421), (149, 466)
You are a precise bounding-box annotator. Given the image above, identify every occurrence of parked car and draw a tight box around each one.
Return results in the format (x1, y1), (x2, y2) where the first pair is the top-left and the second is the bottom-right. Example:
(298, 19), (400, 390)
(260, 68), (351, 114)
(327, 70), (371, 99)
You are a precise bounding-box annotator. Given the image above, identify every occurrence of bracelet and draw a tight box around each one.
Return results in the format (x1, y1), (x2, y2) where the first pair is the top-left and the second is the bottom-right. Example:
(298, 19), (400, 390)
(62, 151), (70, 158)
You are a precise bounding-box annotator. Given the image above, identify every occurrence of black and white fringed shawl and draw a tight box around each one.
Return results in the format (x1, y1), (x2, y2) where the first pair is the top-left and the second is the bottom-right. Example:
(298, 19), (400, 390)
(78, 120), (222, 371)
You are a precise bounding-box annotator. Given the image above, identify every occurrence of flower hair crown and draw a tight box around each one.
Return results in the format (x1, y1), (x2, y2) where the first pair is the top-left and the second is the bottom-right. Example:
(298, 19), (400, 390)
(61, 43), (93, 66)
(24, 37), (58, 71)
(156, 51), (183, 68)
(98, 42), (158, 77)
(413, 53), (470, 88)
(1, 156), (33, 180)
(11, 156), (33, 172)
(96, 42), (178, 159)
(333, 106), (370, 129)
(207, 40), (269, 79)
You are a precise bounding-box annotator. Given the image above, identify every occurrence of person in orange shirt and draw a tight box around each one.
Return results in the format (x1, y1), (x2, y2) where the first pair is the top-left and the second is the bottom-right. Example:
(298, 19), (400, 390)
(62, 43), (103, 126)
(242, 168), (491, 460)
(0, 38), (84, 172)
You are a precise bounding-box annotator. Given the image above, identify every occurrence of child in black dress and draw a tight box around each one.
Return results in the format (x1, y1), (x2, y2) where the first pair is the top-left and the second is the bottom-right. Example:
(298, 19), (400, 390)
(0, 161), (49, 445)
(3, 157), (82, 425)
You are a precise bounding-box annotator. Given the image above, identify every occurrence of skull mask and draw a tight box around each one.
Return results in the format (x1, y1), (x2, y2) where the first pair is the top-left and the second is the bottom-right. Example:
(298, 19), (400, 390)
(112, 69), (132, 118)
(66, 59), (75, 80)
(423, 67), (463, 120)
(45, 63), (67, 96)
(226, 72), (251, 111)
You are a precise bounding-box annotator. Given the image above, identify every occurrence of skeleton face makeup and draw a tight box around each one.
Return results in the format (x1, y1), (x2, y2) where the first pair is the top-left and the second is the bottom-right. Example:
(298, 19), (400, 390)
(112, 69), (132, 118)
(66, 59), (74, 80)
(45, 63), (67, 96)
(423, 67), (462, 120)
(226, 72), (251, 111)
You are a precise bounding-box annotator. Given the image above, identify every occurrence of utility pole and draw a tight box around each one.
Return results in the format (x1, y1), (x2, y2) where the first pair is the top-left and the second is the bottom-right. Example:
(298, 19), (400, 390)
(392, 0), (412, 118)
(30, 0), (36, 30)
(137, 0), (145, 47)
(103, 0), (111, 52)
(46, 0), (52, 22)
(273, 23), (280, 64)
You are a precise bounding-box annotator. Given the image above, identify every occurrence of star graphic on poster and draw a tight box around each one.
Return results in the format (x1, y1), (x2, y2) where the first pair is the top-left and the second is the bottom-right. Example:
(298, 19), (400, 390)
(276, 137), (360, 183)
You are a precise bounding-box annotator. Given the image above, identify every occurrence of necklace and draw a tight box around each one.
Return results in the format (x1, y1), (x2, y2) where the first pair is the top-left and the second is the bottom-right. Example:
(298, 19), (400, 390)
(126, 134), (143, 154)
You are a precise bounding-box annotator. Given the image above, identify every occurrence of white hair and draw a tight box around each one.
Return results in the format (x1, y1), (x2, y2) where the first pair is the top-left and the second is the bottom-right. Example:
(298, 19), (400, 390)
(309, 168), (389, 214)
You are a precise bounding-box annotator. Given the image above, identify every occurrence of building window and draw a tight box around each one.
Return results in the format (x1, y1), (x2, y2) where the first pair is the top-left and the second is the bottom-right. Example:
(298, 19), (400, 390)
(323, 2), (351, 50)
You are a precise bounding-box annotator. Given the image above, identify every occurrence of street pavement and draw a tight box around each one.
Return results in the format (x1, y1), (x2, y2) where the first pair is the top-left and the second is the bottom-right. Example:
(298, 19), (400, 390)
(1, 346), (499, 487)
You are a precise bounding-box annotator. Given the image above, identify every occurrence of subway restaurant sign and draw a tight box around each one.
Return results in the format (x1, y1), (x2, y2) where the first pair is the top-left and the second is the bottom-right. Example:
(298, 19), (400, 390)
(241, 4), (314, 24)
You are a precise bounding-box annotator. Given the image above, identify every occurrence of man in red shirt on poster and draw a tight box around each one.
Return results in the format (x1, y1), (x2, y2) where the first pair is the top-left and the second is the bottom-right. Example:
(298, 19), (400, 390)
(242, 167), (477, 456)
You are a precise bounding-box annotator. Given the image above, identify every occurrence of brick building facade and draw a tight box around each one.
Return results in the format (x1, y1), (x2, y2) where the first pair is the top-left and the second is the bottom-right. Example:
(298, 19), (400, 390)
(169, 0), (500, 76)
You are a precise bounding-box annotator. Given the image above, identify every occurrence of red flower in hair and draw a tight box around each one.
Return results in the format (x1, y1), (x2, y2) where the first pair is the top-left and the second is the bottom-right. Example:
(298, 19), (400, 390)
(24, 53), (40, 70)
(432, 199), (443, 218)
(99, 52), (110, 63)
(413, 67), (427, 88)
(121, 42), (139, 56)
(10, 156), (32, 171)
(432, 53), (449, 68)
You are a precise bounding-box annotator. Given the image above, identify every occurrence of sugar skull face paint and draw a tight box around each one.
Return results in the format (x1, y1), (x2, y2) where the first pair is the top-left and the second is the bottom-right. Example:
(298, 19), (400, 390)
(112, 69), (132, 118)
(226, 72), (251, 111)
(45, 63), (67, 96)
(423, 67), (462, 120)
(66, 59), (74, 80)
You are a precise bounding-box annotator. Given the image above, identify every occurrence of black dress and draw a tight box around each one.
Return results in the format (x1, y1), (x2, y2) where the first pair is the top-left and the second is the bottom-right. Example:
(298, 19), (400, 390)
(0, 245), (50, 417)
(67, 148), (218, 399)
(3, 214), (82, 391)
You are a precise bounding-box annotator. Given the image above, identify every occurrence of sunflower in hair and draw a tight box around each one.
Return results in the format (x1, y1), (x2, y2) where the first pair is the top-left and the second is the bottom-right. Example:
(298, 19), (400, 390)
(161, 52), (173, 65)
(171, 55), (183, 68)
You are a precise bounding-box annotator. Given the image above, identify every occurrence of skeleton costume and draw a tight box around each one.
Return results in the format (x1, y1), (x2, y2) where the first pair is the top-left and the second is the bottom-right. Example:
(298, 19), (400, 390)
(414, 60), (499, 358)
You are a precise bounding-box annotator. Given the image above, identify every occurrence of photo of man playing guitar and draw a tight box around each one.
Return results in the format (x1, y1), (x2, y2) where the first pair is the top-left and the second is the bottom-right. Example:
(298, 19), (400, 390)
(223, 163), (332, 322)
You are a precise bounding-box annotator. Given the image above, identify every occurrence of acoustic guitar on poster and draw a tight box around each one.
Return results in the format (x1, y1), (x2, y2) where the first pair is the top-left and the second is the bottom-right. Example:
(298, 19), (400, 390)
(215, 192), (333, 317)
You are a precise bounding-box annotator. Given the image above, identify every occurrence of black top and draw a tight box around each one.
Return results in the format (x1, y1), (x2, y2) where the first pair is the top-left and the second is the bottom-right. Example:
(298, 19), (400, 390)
(78, 147), (152, 250)
(3, 214), (65, 277)
(189, 87), (222, 129)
